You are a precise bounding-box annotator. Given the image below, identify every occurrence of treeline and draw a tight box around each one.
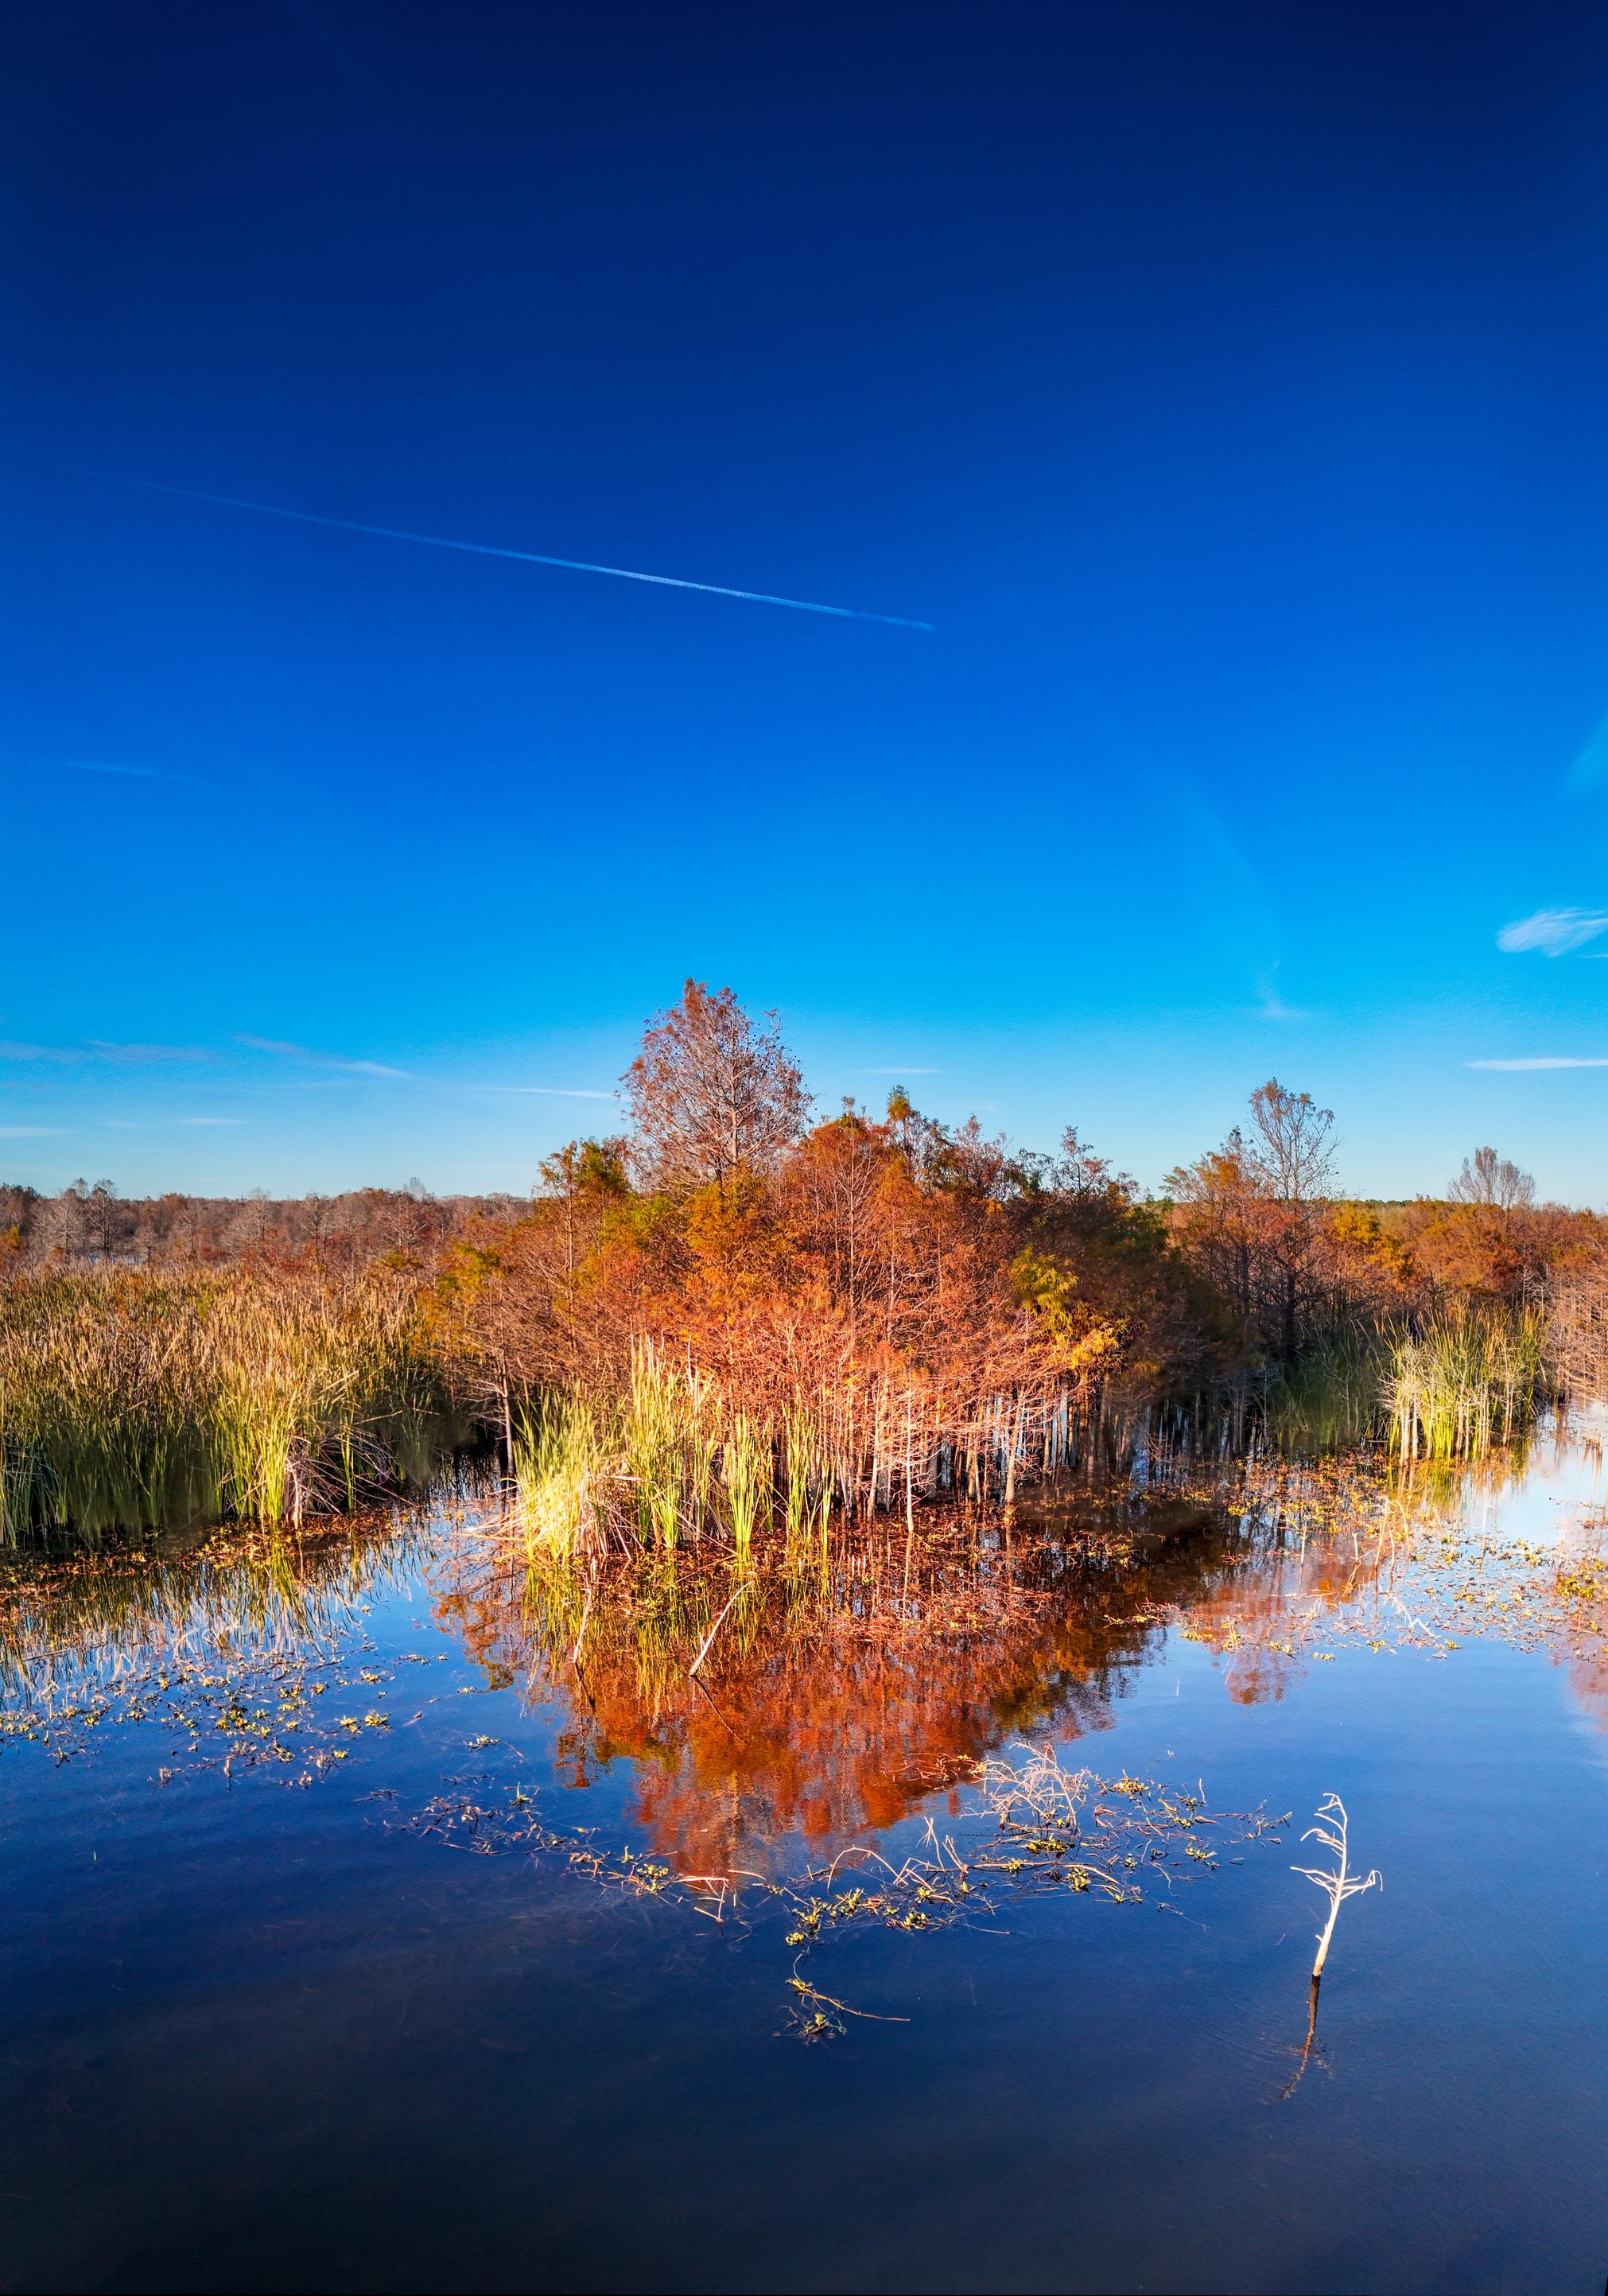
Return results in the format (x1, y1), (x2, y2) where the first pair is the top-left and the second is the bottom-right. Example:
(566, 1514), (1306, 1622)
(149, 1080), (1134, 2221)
(4, 986), (1605, 1397)
(0, 1180), (522, 1271)
(3, 981), (1605, 1536)
(1166, 1092), (1604, 1356)
(433, 995), (1604, 1412)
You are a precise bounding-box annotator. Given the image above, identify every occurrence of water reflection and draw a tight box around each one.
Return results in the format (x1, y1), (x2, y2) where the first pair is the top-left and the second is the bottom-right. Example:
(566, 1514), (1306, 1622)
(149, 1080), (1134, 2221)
(3, 1443), (1604, 1871)
(420, 1439), (1608, 1871)
(5, 1442), (1606, 2296)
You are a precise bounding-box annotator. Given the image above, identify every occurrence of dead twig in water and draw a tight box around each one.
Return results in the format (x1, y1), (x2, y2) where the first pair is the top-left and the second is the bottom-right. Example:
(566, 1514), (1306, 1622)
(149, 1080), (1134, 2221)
(686, 1586), (741, 1679)
(1291, 1791), (1381, 1979)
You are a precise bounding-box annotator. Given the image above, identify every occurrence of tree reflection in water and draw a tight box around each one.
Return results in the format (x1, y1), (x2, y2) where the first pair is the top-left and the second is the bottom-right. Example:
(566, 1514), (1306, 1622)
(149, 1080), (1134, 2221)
(425, 1434), (1608, 1875)
(3, 1441), (1602, 1880)
(423, 1483), (1386, 1874)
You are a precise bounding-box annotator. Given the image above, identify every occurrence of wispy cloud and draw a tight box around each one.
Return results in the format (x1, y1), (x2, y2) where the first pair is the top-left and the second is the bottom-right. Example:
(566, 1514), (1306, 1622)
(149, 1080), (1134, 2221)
(1496, 907), (1608, 957)
(476, 1084), (618, 1100)
(0, 1125), (64, 1136)
(47, 758), (203, 785)
(1248, 973), (1312, 1022)
(235, 1035), (413, 1080)
(86, 1039), (212, 1063)
(1171, 788), (1306, 1014)
(0, 1039), (211, 1065)
(95, 474), (935, 631)
(1466, 1056), (1608, 1070)
(103, 1113), (245, 1129)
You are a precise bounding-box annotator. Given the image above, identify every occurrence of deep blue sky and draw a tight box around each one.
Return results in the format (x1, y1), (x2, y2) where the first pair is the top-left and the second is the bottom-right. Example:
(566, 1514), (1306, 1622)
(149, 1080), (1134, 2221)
(6, 2), (1608, 1202)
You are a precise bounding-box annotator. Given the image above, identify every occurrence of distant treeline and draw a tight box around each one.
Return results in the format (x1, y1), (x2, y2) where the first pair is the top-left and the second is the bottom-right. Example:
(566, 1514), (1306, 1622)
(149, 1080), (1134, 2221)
(0, 1181), (522, 1270)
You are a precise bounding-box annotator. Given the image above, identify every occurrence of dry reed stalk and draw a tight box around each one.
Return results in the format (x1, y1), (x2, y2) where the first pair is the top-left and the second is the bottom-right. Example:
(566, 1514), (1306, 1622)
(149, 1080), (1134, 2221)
(1291, 1791), (1381, 1979)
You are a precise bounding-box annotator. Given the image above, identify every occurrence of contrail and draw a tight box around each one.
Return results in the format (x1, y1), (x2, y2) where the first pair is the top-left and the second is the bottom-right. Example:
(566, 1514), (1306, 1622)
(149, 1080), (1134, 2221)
(94, 474), (934, 630)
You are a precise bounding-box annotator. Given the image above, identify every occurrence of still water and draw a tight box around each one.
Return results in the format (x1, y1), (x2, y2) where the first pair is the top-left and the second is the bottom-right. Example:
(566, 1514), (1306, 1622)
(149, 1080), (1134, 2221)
(2, 1430), (1605, 2294)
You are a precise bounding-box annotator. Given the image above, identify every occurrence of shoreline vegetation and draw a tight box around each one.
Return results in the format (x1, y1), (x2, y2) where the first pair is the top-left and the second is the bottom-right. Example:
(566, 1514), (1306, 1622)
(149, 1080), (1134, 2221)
(3, 982), (1606, 1542)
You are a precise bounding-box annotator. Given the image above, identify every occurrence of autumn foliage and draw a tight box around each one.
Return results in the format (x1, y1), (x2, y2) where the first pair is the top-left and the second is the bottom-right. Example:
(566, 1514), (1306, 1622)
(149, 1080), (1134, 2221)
(6, 981), (1607, 1536)
(422, 987), (1229, 1509)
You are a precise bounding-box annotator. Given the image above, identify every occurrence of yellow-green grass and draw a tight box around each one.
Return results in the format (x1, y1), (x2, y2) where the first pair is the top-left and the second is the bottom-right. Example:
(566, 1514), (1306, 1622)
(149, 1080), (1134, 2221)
(0, 1267), (439, 1540)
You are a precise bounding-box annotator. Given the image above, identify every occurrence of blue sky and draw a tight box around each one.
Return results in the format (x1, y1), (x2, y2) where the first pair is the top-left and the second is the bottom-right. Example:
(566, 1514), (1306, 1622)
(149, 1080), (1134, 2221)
(5, 2), (1608, 1203)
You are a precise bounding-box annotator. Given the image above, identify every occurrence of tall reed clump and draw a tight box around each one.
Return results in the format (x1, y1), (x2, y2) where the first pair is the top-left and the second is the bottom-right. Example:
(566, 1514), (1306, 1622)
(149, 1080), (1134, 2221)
(0, 1266), (439, 1540)
(1384, 1302), (1551, 1459)
(783, 1403), (821, 1547)
(626, 1343), (693, 1551)
(720, 1411), (767, 1565)
(511, 1390), (622, 1561)
(515, 1352), (781, 1564)
(508, 1353), (1124, 1568)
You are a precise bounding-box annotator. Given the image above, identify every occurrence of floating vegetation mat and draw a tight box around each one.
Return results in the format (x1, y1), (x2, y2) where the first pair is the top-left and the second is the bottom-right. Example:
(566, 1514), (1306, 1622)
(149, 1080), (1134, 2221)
(1139, 1444), (1608, 1694)
(391, 1742), (1291, 2040)
(0, 1516), (439, 1777)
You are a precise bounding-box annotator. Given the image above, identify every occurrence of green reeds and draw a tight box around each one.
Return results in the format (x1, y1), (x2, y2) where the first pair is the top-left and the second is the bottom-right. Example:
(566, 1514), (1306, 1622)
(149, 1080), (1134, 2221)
(1261, 1307), (1553, 1464)
(627, 1343), (689, 1551)
(783, 1403), (815, 1547)
(0, 1267), (439, 1540)
(506, 1358), (1133, 1569)
(511, 1391), (620, 1561)
(1384, 1303), (1551, 1459)
(720, 1410), (767, 1564)
(2, 1263), (1191, 1552)
(511, 1367), (840, 1566)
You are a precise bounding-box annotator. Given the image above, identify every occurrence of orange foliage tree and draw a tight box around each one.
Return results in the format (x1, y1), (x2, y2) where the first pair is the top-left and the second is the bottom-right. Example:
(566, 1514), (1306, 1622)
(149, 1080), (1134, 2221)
(434, 985), (1218, 1501)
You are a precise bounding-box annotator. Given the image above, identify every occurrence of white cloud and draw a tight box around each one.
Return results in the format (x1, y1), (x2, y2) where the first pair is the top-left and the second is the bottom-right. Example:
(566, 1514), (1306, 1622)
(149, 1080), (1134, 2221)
(87, 1040), (212, 1064)
(1466, 1057), (1608, 1070)
(235, 1035), (413, 1079)
(0, 1039), (210, 1065)
(1248, 988), (1312, 1022)
(1496, 907), (1608, 957)
(52, 758), (204, 785)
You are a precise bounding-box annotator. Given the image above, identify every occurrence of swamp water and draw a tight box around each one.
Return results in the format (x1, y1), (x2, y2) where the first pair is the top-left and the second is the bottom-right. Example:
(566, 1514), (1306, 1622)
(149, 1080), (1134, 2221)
(2, 1428), (1606, 2294)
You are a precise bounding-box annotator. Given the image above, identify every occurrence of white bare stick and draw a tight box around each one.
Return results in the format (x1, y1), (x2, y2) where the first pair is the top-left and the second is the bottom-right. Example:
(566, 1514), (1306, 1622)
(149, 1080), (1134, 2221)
(570, 1580), (594, 1672)
(687, 1587), (741, 1679)
(1291, 1791), (1381, 1979)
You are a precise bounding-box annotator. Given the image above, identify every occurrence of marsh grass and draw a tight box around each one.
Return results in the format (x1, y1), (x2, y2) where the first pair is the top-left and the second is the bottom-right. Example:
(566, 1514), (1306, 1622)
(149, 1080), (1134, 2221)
(513, 1350), (788, 1562)
(511, 1390), (619, 1560)
(1264, 1306), (1553, 1464)
(1385, 1303), (1550, 1459)
(510, 1346), (1156, 1565)
(0, 1268), (440, 1540)
(4, 1257), (1564, 1553)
